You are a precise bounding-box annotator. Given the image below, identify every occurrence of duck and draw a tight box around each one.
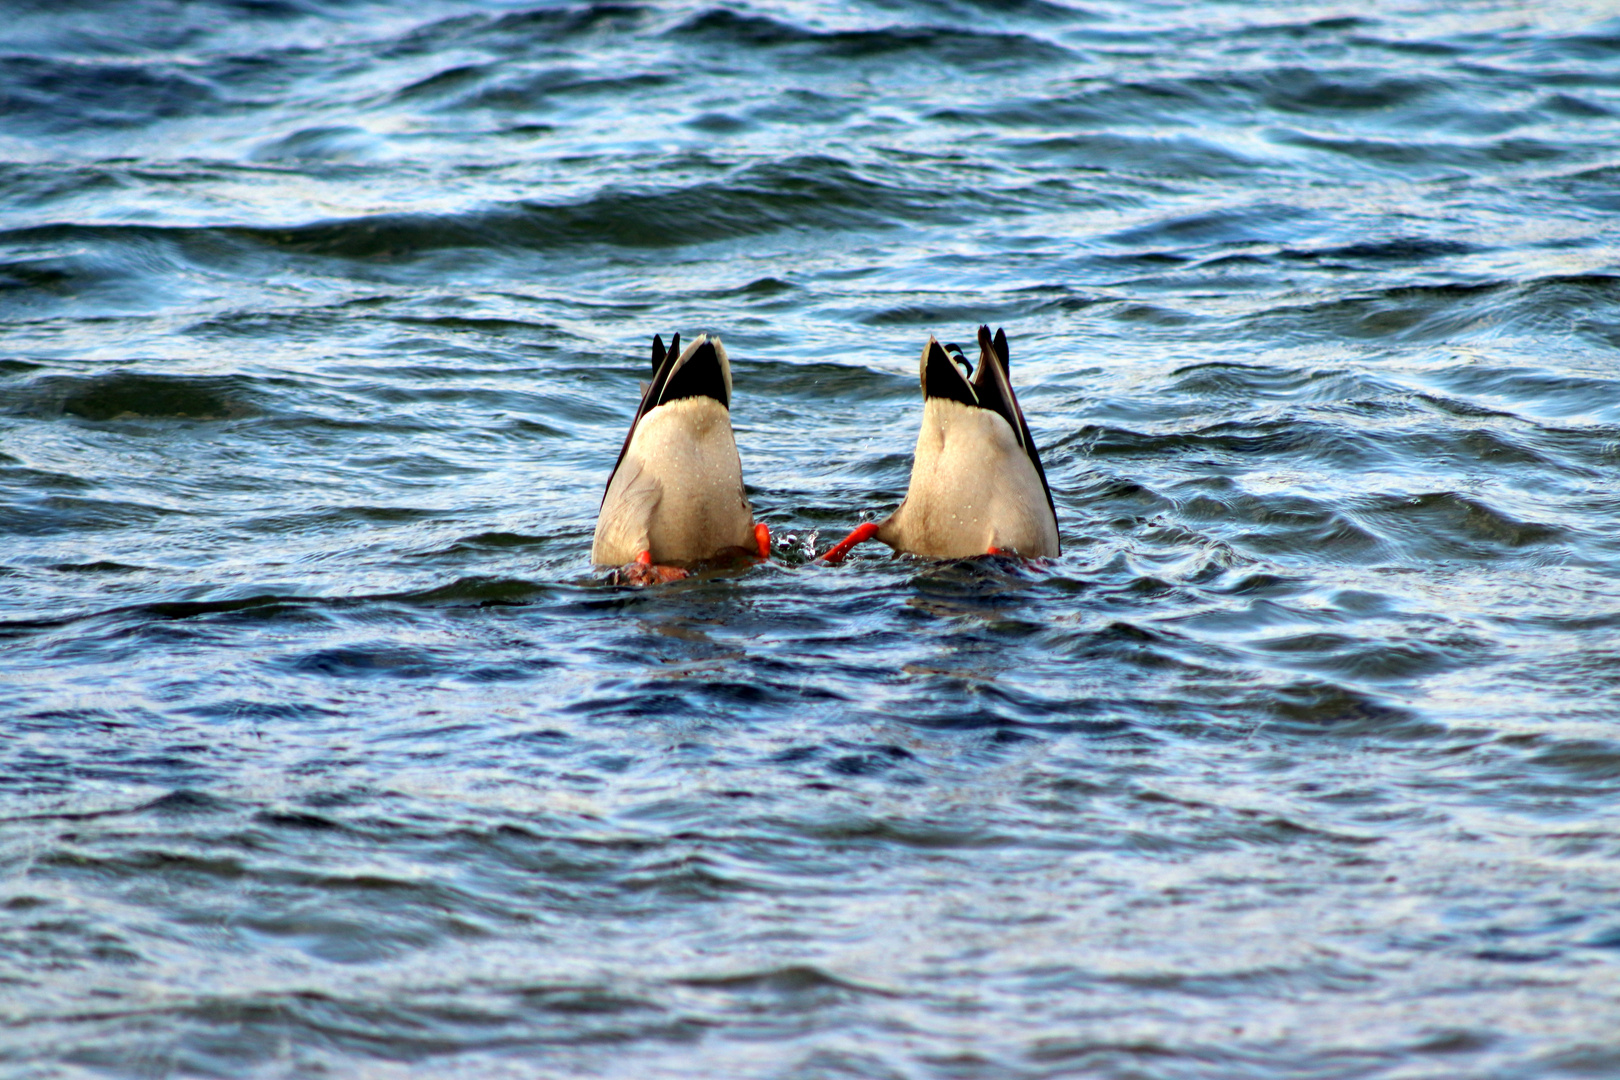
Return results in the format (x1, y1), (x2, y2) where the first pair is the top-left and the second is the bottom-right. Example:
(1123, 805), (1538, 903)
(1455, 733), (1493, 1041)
(820, 325), (1059, 563)
(592, 333), (769, 584)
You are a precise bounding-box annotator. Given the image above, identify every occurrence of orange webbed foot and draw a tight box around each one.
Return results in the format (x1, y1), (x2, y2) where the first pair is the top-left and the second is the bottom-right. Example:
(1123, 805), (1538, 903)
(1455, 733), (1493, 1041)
(816, 522), (880, 566)
(612, 550), (690, 586)
(755, 523), (771, 560)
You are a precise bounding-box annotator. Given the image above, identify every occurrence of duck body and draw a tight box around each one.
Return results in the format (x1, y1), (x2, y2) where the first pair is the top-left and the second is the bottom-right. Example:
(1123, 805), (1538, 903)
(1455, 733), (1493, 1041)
(591, 333), (759, 568)
(821, 326), (1059, 563)
(876, 393), (1059, 558)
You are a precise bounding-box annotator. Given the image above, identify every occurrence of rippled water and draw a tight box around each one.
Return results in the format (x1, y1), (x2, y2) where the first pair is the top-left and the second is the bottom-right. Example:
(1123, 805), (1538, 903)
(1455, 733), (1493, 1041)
(6, 1), (1620, 1076)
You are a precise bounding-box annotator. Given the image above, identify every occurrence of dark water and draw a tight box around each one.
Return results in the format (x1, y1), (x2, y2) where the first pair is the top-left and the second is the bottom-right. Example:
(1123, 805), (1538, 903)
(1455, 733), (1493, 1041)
(6, 1), (1620, 1076)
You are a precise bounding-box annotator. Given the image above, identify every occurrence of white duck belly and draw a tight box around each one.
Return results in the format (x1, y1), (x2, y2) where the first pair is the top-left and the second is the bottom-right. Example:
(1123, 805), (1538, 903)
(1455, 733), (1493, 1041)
(877, 397), (1060, 559)
(591, 395), (755, 565)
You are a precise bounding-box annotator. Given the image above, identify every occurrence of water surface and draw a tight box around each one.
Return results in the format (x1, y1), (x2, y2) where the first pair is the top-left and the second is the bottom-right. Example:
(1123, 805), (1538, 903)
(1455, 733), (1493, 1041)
(5, 1), (1620, 1077)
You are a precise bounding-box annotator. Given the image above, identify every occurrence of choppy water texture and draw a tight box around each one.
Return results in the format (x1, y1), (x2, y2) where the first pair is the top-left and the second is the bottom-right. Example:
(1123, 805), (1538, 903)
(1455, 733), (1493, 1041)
(5, 0), (1620, 1076)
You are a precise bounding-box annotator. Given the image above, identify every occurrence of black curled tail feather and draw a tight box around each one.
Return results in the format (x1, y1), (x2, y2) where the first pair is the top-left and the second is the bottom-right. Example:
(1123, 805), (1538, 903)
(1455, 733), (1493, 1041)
(921, 337), (978, 408)
(657, 338), (730, 411)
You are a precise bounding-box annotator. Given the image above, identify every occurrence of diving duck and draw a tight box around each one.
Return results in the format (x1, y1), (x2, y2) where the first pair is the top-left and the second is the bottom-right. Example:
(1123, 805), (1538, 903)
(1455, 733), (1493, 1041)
(821, 325), (1059, 562)
(592, 333), (769, 584)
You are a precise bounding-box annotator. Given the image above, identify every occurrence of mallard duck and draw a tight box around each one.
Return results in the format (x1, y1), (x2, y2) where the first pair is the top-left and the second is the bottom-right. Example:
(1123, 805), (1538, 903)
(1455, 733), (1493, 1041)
(821, 326), (1058, 562)
(592, 333), (769, 583)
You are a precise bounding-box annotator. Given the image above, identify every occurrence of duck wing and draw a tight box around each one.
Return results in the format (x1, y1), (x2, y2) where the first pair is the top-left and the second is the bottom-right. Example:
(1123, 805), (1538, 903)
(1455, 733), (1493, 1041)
(972, 325), (1056, 529)
(601, 332), (681, 509)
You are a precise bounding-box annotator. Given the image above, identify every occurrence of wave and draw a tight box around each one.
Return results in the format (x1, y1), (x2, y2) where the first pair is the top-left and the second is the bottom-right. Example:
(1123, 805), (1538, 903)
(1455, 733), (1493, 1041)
(0, 54), (224, 134)
(7, 371), (259, 421)
(0, 156), (957, 275)
(1240, 274), (1620, 345)
(668, 8), (1073, 66)
(394, 3), (653, 57)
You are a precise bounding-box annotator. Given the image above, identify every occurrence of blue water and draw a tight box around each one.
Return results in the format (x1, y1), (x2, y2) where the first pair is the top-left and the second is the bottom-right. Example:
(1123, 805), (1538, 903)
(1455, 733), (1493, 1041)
(5, 2), (1620, 1077)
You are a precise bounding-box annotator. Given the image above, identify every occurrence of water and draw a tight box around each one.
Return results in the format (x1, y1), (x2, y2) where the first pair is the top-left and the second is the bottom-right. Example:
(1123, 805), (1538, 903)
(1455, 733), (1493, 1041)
(5, 1), (1620, 1076)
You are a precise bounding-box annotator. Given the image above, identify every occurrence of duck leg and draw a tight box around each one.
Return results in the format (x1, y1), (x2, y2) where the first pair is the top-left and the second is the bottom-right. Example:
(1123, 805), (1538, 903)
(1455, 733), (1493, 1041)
(613, 550), (690, 586)
(815, 521), (880, 565)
